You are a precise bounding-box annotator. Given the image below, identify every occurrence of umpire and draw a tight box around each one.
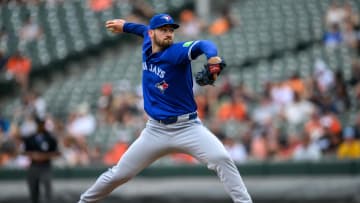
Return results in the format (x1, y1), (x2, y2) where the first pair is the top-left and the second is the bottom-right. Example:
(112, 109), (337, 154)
(23, 117), (60, 203)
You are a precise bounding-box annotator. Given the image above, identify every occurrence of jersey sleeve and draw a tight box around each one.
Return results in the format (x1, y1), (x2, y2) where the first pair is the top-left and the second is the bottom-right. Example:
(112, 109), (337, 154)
(123, 22), (148, 38)
(189, 40), (218, 60)
(168, 40), (217, 65)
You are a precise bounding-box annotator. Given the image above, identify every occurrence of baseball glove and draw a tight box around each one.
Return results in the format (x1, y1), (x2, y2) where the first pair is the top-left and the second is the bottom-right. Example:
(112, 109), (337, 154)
(195, 59), (226, 86)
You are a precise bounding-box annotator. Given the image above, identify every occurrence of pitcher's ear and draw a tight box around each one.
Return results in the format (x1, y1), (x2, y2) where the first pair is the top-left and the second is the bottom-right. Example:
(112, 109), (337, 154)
(148, 29), (155, 38)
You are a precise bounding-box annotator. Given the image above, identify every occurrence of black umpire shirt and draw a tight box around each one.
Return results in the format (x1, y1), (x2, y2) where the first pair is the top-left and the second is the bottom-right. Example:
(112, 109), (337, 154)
(23, 131), (58, 167)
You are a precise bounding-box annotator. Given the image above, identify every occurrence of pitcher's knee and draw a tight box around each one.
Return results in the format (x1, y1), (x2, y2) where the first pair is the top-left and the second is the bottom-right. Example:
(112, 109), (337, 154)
(208, 153), (232, 166)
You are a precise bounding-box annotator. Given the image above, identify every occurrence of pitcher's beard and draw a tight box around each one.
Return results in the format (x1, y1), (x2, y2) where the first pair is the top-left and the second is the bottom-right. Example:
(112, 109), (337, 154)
(154, 35), (173, 49)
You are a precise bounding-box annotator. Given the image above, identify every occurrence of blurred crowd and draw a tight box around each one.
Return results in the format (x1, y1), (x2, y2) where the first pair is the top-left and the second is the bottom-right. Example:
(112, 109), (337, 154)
(323, 1), (360, 55)
(1, 1), (360, 168)
(0, 12), (42, 95)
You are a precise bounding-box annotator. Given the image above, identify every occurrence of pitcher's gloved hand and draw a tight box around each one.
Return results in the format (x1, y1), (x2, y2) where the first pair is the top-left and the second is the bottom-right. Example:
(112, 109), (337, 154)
(195, 57), (226, 86)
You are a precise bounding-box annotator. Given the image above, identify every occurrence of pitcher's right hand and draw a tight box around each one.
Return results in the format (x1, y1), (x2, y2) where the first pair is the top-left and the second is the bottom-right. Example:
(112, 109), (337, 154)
(106, 19), (126, 33)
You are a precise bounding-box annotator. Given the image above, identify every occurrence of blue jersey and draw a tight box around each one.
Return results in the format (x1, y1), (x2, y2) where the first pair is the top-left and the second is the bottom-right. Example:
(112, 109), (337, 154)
(123, 22), (218, 120)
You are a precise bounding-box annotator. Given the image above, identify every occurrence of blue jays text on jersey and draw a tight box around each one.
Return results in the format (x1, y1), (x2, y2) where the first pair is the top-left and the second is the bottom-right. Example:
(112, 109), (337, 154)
(142, 62), (166, 78)
(123, 22), (218, 120)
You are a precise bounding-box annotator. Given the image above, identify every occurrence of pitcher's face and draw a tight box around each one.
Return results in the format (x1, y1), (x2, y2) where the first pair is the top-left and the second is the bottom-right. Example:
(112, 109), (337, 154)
(151, 25), (175, 48)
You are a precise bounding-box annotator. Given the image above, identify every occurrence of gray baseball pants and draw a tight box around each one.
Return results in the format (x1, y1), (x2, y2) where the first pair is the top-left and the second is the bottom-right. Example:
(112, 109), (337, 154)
(78, 117), (252, 203)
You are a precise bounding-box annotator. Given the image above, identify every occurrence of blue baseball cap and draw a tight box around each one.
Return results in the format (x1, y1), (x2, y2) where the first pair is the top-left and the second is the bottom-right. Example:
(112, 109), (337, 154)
(149, 13), (180, 30)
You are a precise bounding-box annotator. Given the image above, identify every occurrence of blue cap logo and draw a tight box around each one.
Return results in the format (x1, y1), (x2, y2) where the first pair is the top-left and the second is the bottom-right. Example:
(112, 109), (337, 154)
(149, 13), (180, 30)
(162, 15), (171, 21)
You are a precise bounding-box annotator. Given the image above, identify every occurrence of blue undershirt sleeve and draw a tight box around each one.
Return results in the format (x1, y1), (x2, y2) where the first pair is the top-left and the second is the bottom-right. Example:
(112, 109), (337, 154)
(189, 40), (218, 60)
(123, 22), (148, 38)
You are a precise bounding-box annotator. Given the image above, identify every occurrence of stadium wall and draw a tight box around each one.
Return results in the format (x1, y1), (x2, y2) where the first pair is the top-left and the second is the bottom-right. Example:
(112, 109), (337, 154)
(1, 159), (360, 180)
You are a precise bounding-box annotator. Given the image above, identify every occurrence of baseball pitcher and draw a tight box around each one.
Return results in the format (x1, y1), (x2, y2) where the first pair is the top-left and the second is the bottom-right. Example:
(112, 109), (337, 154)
(78, 13), (252, 203)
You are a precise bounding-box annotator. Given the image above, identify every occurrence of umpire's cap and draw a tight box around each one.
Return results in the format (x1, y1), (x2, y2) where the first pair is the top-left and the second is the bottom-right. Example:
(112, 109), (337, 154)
(149, 14), (180, 29)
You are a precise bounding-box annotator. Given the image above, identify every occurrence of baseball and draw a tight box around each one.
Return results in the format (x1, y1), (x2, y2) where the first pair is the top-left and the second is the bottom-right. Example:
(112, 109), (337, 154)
(108, 27), (115, 32)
